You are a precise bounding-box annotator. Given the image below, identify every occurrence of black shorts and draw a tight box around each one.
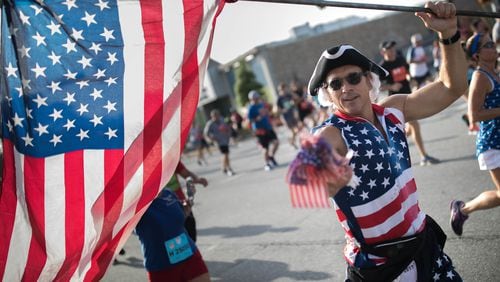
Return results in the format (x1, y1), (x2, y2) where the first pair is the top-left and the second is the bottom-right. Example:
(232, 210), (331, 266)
(256, 130), (277, 149)
(230, 128), (238, 138)
(412, 72), (430, 88)
(218, 145), (229, 154)
(200, 138), (209, 148)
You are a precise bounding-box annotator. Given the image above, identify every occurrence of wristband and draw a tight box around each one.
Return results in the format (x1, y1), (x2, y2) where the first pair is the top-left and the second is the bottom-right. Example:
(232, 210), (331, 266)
(439, 30), (460, 45)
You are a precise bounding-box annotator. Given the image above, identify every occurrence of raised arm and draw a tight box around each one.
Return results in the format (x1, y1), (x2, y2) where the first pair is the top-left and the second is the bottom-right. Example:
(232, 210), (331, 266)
(382, 1), (468, 121)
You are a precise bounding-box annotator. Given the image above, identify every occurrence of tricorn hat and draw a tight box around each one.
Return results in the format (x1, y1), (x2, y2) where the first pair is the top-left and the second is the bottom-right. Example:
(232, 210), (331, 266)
(379, 40), (397, 50)
(307, 44), (389, 96)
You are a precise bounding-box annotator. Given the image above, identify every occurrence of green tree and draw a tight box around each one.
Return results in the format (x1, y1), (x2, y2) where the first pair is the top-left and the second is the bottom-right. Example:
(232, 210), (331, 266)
(233, 60), (263, 107)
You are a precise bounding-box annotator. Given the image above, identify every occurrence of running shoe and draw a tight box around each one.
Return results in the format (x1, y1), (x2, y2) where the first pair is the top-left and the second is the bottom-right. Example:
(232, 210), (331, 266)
(264, 164), (272, 171)
(269, 156), (278, 167)
(420, 155), (440, 166)
(450, 200), (468, 236)
(468, 124), (479, 135)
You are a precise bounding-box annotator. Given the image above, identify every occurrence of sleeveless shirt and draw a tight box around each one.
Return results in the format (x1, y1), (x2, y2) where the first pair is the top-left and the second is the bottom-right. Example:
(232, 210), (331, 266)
(475, 69), (500, 156)
(314, 104), (426, 268)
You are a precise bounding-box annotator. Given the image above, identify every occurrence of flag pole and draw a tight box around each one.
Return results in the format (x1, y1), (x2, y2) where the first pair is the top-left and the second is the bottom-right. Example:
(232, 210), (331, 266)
(236, 0), (500, 18)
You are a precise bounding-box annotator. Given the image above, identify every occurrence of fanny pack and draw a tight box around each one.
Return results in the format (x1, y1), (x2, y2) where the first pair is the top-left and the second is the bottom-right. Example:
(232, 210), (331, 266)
(347, 215), (446, 282)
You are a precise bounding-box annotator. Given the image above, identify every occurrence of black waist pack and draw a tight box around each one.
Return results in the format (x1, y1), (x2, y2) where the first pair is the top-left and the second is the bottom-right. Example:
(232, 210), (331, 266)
(347, 215), (446, 282)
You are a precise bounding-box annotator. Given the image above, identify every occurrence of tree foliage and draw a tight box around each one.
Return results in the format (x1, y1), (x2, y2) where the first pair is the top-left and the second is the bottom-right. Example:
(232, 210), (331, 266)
(233, 60), (263, 107)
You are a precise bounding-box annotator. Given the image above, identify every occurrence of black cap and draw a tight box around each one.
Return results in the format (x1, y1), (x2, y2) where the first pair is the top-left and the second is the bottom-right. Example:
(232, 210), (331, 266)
(307, 44), (389, 96)
(379, 40), (396, 50)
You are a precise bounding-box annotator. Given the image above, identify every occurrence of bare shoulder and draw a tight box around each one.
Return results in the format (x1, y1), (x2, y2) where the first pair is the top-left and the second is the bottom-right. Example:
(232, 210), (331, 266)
(379, 94), (407, 111)
(471, 71), (493, 93)
(316, 125), (339, 139)
(316, 125), (348, 156)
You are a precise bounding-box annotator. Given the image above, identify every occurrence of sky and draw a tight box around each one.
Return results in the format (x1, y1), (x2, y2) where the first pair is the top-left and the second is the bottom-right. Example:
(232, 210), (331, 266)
(211, 0), (425, 64)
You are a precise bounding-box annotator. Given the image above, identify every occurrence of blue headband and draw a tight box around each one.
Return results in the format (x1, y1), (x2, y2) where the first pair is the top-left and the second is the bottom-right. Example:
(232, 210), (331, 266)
(469, 33), (482, 57)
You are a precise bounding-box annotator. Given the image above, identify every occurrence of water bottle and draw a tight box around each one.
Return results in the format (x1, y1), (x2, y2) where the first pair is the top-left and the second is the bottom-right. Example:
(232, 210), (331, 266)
(186, 177), (195, 206)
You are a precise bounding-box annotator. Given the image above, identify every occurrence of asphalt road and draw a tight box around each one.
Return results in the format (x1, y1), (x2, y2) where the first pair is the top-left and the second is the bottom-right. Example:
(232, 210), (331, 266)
(104, 100), (500, 281)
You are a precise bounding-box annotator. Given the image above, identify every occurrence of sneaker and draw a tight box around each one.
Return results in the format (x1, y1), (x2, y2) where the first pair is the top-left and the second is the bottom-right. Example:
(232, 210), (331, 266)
(264, 164), (272, 171)
(468, 124), (479, 135)
(420, 155), (440, 166)
(269, 156), (278, 167)
(450, 200), (469, 236)
(288, 138), (298, 149)
(226, 170), (235, 176)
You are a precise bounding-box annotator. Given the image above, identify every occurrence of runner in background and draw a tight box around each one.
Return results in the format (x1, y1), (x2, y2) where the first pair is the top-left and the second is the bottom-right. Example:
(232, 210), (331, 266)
(380, 40), (440, 166)
(276, 82), (300, 149)
(135, 188), (210, 282)
(247, 90), (280, 171)
(165, 161), (208, 242)
(450, 32), (500, 237)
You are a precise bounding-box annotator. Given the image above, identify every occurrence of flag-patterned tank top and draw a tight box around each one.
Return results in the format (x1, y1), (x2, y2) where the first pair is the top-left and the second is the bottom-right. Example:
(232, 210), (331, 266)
(314, 104), (426, 268)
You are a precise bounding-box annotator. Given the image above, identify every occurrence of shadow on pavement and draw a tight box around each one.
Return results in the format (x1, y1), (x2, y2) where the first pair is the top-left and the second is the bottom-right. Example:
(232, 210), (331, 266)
(198, 225), (298, 238)
(112, 256), (144, 268)
(410, 154), (476, 167)
(206, 259), (333, 281)
(417, 135), (458, 145)
(436, 154), (477, 164)
(238, 161), (292, 174)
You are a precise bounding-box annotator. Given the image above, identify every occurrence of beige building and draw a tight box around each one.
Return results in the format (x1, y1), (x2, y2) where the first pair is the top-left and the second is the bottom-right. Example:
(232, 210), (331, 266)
(200, 0), (484, 116)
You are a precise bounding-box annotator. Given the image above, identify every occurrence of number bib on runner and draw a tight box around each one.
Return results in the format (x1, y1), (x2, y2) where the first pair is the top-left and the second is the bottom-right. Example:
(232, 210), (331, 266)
(165, 232), (194, 264)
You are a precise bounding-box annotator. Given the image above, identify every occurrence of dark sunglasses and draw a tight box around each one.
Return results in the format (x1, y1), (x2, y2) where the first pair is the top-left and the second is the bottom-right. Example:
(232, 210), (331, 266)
(323, 71), (367, 91)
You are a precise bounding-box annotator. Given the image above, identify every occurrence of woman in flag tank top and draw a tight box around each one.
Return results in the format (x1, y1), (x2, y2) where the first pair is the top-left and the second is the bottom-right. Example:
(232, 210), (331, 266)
(307, 2), (467, 281)
(449, 32), (500, 236)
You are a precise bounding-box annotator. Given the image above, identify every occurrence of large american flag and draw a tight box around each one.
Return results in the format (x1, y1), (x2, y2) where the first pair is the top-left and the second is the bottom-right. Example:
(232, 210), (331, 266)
(0, 0), (225, 280)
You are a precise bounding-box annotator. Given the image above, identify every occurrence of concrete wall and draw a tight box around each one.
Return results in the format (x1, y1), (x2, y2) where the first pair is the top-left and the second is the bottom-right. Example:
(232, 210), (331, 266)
(262, 0), (482, 89)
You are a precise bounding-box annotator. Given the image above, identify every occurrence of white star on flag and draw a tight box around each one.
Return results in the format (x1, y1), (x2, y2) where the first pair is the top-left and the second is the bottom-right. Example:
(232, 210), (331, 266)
(0, 1), (225, 280)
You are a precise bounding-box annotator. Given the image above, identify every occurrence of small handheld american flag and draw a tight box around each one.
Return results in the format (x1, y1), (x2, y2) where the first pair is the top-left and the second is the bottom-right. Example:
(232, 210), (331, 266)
(286, 132), (353, 208)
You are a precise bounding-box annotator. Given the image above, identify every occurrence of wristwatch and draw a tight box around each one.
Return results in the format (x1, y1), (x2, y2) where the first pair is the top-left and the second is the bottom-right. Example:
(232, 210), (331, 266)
(440, 30), (460, 45)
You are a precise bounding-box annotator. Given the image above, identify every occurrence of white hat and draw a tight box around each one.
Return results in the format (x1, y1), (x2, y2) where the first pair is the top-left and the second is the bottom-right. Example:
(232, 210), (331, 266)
(248, 90), (260, 100)
(411, 33), (423, 44)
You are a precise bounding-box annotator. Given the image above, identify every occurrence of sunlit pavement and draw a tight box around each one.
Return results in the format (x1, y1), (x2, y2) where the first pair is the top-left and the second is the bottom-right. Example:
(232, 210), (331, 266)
(104, 100), (500, 281)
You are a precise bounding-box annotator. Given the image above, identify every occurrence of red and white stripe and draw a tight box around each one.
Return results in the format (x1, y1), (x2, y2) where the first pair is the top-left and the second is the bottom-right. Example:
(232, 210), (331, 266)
(351, 168), (425, 244)
(0, 0), (225, 280)
(289, 180), (331, 208)
(383, 107), (406, 130)
(335, 168), (426, 264)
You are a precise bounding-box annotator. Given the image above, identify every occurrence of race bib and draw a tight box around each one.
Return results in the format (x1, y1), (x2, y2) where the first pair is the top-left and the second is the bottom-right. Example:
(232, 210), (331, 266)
(165, 233), (193, 264)
(393, 260), (417, 282)
(390, 66), (408, 83)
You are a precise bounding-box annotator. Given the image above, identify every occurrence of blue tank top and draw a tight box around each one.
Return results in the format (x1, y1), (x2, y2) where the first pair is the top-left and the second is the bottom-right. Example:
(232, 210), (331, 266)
(135, 189), (197, 271)
(475, 69), (500, 156)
